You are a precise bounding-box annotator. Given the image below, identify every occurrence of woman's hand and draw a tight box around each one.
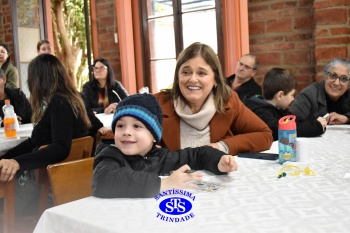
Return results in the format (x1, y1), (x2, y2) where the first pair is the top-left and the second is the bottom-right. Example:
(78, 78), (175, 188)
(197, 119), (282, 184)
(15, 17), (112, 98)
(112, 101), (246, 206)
(218, 155), (238, 172)
(326, 112), (349, 125)
(98, 126), (109, 135)
(0, 159), (20, 182)
(17, 115), (22, 125)
(104, 103), (118, 114)
(160, 165), (203, 191)
(207, 143), (219, 149)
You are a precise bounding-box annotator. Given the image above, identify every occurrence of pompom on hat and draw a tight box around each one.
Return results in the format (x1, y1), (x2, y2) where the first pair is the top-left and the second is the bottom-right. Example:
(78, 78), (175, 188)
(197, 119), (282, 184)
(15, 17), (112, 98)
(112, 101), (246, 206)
(111, 93), (163, 143)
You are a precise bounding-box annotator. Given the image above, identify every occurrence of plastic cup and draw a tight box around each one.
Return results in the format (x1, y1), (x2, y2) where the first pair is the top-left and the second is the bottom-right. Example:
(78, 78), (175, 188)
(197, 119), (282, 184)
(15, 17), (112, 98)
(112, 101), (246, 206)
(296, 137), (310, 162)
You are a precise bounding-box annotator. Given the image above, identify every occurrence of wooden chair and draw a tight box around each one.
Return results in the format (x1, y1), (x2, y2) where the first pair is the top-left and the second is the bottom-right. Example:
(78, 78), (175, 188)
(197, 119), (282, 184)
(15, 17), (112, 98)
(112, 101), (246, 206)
(47, 157), (94, 206)
(0, 180), (15, 233)
(0, 136), (94, 233)
(37, 136), (94, 213)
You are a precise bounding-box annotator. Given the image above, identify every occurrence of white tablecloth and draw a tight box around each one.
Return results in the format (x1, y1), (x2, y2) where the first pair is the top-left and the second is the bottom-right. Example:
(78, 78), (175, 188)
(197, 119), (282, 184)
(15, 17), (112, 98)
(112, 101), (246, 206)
(34, 127), (350, 233)
(0, 114), (113, 156)
(0, 123), (33, 155)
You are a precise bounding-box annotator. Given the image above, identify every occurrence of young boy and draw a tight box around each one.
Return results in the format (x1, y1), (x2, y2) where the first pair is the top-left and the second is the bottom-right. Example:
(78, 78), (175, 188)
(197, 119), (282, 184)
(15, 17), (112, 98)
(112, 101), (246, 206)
(92, 93), (238, 198)
(243, 68), (327, 141)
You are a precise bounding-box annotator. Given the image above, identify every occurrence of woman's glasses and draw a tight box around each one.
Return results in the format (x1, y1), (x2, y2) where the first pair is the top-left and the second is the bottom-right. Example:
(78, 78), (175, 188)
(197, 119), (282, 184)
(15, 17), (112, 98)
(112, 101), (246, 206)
(327, 72), (350, 85)
(93, 66), (107, 72)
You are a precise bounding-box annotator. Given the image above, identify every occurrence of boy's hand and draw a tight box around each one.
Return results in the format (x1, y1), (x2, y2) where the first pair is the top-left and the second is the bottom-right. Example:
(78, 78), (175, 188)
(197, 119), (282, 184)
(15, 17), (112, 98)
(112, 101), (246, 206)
(160, 165), (203, 191)
(218, 155), (238, 173)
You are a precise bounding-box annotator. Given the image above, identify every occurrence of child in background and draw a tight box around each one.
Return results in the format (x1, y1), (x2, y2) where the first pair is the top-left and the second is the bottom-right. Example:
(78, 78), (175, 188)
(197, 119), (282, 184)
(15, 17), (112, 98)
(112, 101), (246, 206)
(37, 39), (52, 54)
(243, 68), (327, 141)
(92, 93), (238, 198)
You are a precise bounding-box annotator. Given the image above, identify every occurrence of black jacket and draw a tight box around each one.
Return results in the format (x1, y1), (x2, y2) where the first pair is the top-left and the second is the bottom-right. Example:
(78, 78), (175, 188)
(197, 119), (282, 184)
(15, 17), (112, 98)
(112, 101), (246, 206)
(0, 87), (32, 124)
(82, 80), (128, 113)
(243, 96), (324, 141)
(225, 74), (262, 101)
(92, 144), (226, 198)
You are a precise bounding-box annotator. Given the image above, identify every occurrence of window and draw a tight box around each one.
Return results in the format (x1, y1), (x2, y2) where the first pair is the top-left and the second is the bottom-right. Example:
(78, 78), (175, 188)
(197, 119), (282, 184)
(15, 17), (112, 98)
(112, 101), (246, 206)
(140, 0), (222, 92)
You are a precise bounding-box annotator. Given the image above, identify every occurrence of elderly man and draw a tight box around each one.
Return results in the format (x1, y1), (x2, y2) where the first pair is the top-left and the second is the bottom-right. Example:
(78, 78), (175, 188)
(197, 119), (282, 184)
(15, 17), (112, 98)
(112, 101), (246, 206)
(226, 54), (261, 100)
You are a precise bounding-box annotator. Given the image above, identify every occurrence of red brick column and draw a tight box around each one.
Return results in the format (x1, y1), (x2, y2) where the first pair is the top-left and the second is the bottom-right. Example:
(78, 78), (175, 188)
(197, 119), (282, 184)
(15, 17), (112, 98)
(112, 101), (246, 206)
(94, 0), (122, 81)
(0, 0), (15, 61)
(313, 0), (350, 81)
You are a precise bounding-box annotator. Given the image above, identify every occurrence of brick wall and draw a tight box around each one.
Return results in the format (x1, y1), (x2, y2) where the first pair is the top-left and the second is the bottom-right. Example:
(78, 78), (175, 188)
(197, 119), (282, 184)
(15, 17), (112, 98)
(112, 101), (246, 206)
(313, 0), (350, 81)
(94, 0), (122, 81)
(248, 0), (350, 91)
(0, 0), (14, 61)
(248, 0), (315, 91)
(2, 0), (349, 91)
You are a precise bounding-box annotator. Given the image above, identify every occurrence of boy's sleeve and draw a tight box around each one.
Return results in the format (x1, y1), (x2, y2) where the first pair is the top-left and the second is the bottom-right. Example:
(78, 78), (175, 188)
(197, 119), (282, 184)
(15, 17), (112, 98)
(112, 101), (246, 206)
(164, 146), (227, 175)
(92, 148), (161, 198)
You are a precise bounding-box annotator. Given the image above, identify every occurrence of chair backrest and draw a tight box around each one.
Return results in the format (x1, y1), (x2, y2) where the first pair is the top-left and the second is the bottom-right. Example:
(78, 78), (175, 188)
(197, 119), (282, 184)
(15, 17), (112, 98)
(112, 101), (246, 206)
(37, 136), (94, 213)
(39, 136), (94, 162)
(47, 157), (94, 206)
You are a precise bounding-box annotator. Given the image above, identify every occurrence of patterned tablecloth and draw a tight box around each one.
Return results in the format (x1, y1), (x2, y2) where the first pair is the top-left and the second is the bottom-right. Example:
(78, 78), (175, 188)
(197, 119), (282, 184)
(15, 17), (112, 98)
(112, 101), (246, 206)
(34, 127), (350, 233)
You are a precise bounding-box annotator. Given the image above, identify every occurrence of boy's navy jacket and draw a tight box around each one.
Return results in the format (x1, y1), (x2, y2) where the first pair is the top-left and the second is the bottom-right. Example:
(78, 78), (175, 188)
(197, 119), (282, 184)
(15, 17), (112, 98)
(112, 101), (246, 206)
(92, 142), (227, 198)
(243, 96), (325, 141)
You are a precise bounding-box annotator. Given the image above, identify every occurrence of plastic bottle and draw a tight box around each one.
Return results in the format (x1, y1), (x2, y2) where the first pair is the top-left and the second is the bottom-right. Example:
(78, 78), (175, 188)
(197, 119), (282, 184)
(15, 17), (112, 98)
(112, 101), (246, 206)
(278, 115), (297, 164)
(2, 99), (17, 138)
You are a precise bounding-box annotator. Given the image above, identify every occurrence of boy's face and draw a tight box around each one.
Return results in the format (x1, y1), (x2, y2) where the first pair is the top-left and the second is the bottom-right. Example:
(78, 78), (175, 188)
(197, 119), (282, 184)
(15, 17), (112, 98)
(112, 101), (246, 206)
(114, 116), (155, 156)
(277, 89), (295, 110)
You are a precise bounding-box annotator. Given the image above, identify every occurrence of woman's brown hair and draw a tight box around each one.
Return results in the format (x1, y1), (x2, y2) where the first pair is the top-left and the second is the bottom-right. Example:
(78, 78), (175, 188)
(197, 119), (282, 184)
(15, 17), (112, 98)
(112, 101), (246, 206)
(28, 54), (91, 129)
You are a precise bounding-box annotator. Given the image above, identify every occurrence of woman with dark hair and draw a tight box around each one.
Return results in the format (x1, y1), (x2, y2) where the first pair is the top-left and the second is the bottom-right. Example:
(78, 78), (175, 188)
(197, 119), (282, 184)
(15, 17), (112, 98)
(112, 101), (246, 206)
(0, 43), (19, 88)
(0, 68), (32, 125)
(154, 42), (273, 155)
(0, 54), (91, 214)
(82, 58), (129, 114)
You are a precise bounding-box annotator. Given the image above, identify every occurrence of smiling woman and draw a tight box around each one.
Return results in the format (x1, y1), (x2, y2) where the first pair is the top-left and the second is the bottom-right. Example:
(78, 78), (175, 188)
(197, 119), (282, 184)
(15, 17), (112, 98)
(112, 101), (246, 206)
(81, 58), (129, 114)
(290, 57), (350, 125)
(154, 42), (273, 155)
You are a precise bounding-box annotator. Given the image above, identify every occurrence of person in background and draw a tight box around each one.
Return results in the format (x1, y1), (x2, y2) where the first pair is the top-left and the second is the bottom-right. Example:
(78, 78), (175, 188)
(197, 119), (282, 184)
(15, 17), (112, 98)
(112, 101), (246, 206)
(37, 39), (52, 54)
(82, 58), (129, 114)
(92, 93), (238, 198)
(290, 57), (350, 125)
(154, 42), (273, 155)
(0, 43), (19, 88)
(243, 68), (327, 141)
(35, 40), (108, 137)
(0, 68), (32, 125)
(0, 54), (91, 214)
(225, 54), (262, 100)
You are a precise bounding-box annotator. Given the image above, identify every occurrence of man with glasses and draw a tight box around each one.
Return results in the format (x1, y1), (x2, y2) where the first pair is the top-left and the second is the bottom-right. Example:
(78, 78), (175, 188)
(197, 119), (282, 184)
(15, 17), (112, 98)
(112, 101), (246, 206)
(290, 57), (350, 125)
(226, 54), (262, 100)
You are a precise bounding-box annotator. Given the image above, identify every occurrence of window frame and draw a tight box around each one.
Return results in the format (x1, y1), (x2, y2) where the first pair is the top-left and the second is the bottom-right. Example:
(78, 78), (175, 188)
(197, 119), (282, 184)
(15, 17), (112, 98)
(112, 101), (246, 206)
(139, 0), (223, 92)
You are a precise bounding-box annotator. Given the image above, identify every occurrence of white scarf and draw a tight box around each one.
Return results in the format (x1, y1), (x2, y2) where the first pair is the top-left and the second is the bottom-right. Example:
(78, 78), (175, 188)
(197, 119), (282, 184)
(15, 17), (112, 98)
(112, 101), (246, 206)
(174, 93), (216, 148)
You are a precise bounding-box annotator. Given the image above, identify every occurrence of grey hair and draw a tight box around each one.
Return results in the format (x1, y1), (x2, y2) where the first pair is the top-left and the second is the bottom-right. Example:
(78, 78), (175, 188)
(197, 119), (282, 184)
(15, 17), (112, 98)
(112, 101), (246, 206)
(324, 58), (350, 77)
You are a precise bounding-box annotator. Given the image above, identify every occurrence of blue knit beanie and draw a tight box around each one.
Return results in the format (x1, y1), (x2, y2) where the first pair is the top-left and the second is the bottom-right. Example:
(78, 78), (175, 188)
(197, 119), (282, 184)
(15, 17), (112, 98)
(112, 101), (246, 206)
(111, 93), (163, 143)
